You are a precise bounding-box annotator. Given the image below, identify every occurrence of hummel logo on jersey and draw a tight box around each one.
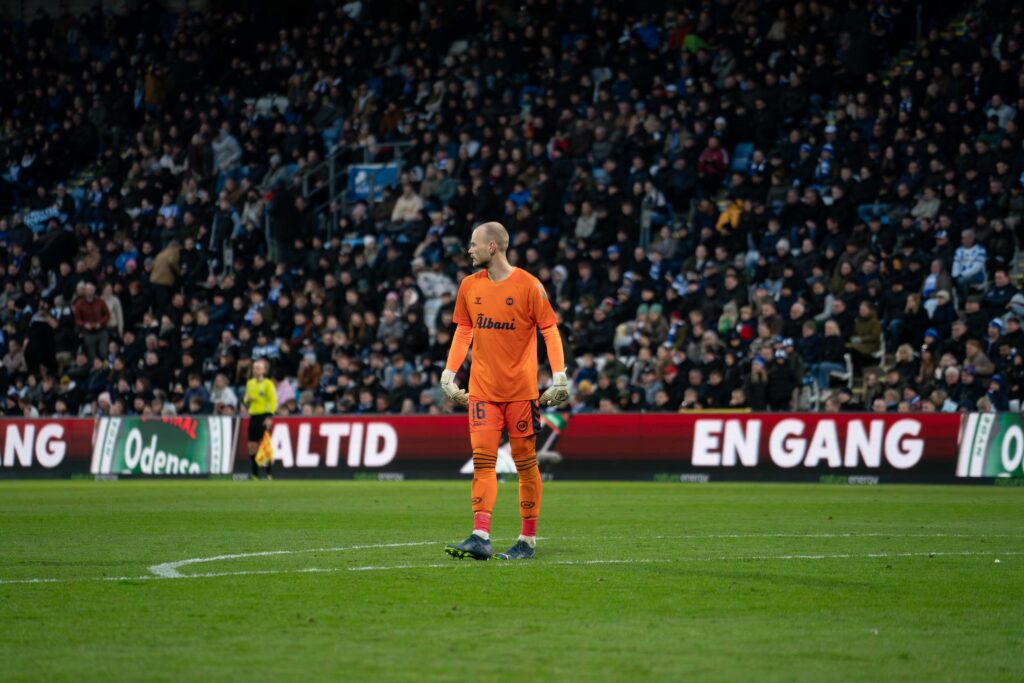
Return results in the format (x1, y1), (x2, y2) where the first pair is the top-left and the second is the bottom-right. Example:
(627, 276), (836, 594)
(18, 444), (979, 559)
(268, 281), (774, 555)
(474, 296), (482, 304)
(476, 314), (516, 330)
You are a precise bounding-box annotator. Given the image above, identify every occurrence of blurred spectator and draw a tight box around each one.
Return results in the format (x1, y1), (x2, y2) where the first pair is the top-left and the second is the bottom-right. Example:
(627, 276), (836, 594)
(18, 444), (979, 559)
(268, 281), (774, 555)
(72, 283), (110, 362)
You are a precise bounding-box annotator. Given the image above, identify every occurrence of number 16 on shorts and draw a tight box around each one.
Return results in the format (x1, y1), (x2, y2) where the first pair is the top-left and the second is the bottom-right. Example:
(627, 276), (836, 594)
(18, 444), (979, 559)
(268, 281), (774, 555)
(468, 399), (540, 437)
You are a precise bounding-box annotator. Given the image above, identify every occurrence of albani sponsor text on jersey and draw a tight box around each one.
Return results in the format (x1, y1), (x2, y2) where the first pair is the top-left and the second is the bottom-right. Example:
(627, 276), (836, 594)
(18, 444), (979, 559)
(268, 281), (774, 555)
(476, 314), (517, 330)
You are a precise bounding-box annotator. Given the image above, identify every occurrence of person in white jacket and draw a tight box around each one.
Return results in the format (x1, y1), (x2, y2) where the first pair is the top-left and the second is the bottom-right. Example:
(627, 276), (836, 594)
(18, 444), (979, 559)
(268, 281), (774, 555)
(390, 183), (424, 223)
(101, 283), (124, 338)
(211, 124), (242, 174)
(951, 229), (987, 300)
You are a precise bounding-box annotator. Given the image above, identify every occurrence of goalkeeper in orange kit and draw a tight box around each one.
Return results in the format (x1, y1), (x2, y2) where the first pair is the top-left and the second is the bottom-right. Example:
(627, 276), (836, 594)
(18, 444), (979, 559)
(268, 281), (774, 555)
(442, 222), (569, 561)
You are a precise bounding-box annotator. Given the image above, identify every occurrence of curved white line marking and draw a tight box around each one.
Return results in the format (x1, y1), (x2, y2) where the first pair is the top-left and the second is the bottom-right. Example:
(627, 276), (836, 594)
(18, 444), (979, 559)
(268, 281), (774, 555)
(148, 541), (439, 578)
(0, 550), (1018, 586)
(150, 533), (1000, 578)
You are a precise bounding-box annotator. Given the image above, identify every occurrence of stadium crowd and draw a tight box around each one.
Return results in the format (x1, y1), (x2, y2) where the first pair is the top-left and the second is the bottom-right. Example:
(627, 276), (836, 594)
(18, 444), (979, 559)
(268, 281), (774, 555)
(2, 0), (1024, 418)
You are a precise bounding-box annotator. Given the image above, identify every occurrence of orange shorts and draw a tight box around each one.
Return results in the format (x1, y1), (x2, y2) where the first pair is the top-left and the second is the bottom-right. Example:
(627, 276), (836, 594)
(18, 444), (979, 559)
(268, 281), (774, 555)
(468, 398), (540, 436)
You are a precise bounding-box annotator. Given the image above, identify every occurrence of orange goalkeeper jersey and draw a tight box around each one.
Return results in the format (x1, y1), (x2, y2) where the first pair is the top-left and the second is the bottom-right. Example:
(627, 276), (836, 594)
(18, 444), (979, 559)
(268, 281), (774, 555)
(453, 267), (558, 402)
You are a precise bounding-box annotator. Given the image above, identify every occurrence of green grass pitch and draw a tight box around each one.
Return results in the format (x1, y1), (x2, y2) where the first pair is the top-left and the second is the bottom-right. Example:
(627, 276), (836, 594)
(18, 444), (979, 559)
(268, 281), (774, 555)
(1, 480), (1022, 682)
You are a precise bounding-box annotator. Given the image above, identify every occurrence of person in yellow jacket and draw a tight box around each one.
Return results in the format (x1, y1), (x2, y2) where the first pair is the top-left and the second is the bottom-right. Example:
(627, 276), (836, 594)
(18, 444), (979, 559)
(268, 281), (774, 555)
(715, 195), (746, 234)
(243, 359), (277, 479)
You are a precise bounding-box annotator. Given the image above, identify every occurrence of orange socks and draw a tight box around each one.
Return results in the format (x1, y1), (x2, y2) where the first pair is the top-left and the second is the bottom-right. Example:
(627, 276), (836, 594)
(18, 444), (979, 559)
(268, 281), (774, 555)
(470, 431), (500, 537)
(468, 432), (542, 542)
(511, 436), (541, 538)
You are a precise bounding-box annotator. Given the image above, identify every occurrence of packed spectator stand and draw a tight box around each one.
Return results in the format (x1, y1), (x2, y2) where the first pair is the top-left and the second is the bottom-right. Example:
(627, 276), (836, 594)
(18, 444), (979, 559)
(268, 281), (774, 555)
(2, 0), (1024, 419)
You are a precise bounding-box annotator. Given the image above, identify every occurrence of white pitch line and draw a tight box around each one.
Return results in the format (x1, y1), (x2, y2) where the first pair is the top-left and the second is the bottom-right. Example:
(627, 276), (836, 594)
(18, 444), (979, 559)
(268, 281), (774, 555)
(150, 533), (1017, 579)
(722, 551), (1023, 561)
(0, 551), (1020, 587)
(650, 532), (1020, 540)
(149, 541), (439, 578)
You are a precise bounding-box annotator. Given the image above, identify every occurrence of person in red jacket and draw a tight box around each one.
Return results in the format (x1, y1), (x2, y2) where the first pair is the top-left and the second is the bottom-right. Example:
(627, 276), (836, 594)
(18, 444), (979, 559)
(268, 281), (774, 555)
(698, 136), (730, 196)
(73, 283), (111, 362)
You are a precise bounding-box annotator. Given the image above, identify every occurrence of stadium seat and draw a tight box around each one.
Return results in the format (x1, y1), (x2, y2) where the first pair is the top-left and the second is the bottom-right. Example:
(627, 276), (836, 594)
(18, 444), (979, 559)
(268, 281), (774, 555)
(830, 354), (855, 389)
(872, 336), (887, 365)
(730, 142), (754, 173)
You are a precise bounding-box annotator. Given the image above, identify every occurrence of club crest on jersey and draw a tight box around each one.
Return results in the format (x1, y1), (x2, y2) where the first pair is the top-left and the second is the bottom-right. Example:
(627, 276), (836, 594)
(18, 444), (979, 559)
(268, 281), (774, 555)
(505, 297), (514, 306)
(476, 314), (516, 330)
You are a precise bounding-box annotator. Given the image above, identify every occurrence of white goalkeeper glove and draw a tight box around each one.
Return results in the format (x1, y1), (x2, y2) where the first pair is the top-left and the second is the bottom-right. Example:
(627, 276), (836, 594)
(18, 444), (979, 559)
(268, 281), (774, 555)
(440, 369), (469, 406)
(540, 371), (569, 406)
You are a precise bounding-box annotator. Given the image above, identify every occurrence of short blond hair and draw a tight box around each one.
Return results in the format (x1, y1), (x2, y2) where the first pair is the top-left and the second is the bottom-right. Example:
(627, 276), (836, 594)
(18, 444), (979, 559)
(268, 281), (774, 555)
(477, 222), (509, 253)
